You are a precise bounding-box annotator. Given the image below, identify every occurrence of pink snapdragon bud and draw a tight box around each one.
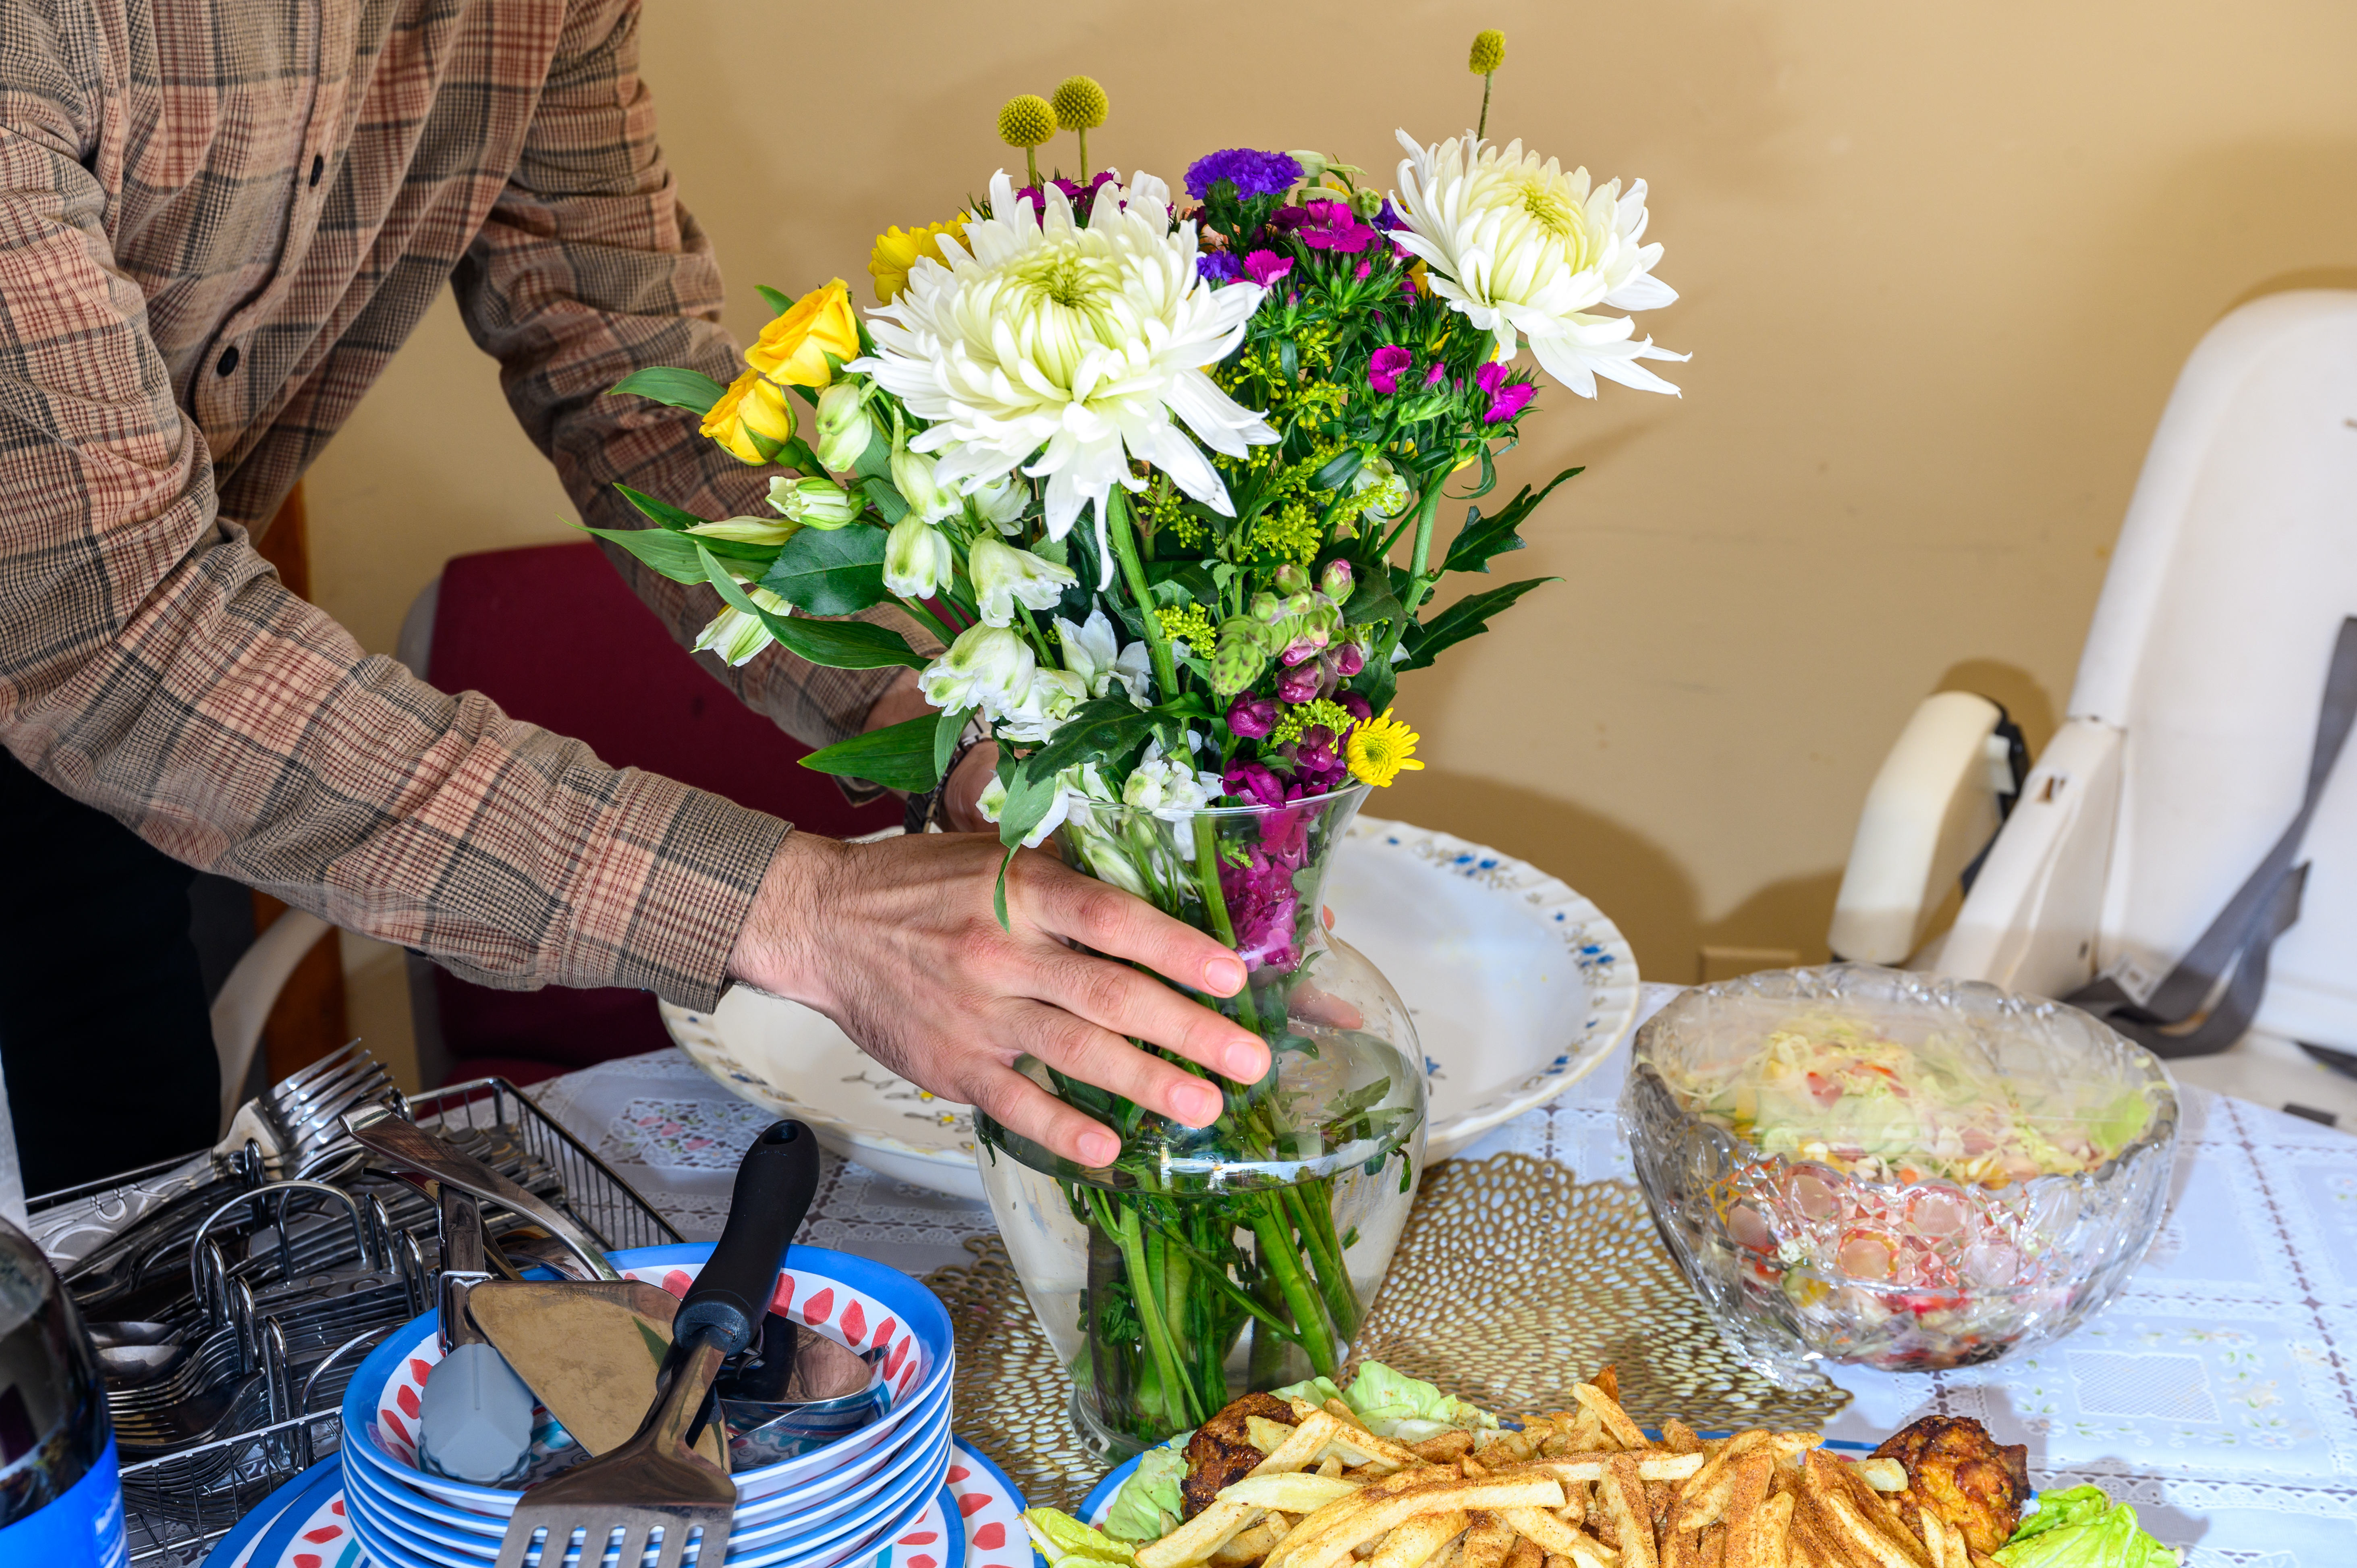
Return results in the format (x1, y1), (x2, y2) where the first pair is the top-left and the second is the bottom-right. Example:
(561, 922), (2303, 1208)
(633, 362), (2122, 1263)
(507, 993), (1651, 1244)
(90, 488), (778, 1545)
(1273, 563), (1311, 596)
(1276, 662), (1322, 703)
(1223, 761), (1286, 808)
(1227, 695), (1279, 738)
(1334, 642), (1366, 678)
(1320, 559), (1353, 599)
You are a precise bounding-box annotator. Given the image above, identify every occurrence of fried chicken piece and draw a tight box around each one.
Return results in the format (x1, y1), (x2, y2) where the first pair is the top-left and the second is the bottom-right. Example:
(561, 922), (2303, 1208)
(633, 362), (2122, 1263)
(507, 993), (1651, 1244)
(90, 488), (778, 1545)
(1184, 1392), (1300, 1518)
(1871, 1415), (2031, 1556)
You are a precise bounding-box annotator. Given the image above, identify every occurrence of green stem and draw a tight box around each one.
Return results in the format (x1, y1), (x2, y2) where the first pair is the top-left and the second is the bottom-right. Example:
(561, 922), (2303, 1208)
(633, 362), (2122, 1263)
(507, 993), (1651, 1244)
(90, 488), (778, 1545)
(1191, 818), (1265, 1035)
(1251, 1201), (1338, 1378)
(1389, 478), (1451, 664)
(1478, 74), (1494, 141)
(1106, 1194), (1198, 1427)
(1079, 127), (1090, 180)
(1281, 1180), (1360, 1343)
(895, 595), (957, 649)
(1104, 490), (1181, 711)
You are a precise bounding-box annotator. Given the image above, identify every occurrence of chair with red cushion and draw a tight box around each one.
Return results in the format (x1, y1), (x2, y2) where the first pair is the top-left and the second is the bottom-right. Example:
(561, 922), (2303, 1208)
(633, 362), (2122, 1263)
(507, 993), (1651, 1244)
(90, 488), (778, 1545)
(398, 541), (898, 1087)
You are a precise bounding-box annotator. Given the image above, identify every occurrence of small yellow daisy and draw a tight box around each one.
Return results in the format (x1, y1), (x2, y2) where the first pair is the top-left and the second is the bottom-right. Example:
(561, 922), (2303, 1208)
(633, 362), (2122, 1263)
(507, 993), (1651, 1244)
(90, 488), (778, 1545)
(868, 216), (968, 304)
(1346, 708), (1424, 787)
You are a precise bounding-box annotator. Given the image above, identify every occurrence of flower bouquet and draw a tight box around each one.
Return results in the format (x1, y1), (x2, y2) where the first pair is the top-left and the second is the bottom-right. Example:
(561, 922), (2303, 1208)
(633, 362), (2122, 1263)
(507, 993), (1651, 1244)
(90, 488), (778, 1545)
(602, 32), (1680, 1456)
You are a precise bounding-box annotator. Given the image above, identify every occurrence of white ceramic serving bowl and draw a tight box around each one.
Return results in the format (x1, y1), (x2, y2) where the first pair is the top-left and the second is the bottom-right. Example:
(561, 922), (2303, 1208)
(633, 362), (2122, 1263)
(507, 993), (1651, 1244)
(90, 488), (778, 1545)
(662, 815), (1641, 1195)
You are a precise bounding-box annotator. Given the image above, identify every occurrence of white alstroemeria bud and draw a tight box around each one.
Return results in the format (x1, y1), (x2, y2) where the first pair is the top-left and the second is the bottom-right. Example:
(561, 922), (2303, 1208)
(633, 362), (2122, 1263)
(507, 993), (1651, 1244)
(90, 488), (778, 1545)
(687, 516), (796, 546)
(691, 583), (790, 668)
(813, 382), (876, 471)
(1351, 454), (1410, 522)
(890, 440), (955, 523)
(996, 668), (1087, 744)
(967, 537), (1076, 627)
(882, 515), (953, 599)
(918, 623), (1035, 720)
(1051, 607), (1153, 705)
(967, 473), (1031, 534)
(766, 475), (863, 530)
(1120, 739), (1219, 820)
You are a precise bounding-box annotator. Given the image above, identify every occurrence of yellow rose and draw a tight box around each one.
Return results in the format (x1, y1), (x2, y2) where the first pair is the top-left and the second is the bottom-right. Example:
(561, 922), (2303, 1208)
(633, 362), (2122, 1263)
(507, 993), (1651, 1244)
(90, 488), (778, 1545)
(868, 218), (968, 304)
(701, 368), (796, 464)
(745, 279), (860, 388)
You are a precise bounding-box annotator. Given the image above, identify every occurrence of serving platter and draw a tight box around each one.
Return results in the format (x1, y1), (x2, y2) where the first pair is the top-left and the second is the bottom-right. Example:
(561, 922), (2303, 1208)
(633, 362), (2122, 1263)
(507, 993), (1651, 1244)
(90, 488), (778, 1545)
(662, 815), (1640, 1199)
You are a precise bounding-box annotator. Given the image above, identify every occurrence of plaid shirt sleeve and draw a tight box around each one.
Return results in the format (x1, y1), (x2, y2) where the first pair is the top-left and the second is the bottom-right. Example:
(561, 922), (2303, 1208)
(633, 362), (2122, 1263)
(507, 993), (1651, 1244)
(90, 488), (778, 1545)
(449, 0), (921, 753)
(0, 7), (801, 1011)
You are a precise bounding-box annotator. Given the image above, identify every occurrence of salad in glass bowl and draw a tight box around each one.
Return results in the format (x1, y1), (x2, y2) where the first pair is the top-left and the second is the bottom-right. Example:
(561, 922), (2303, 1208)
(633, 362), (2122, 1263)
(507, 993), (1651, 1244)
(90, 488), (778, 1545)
(1620, 965), (2179, 1384)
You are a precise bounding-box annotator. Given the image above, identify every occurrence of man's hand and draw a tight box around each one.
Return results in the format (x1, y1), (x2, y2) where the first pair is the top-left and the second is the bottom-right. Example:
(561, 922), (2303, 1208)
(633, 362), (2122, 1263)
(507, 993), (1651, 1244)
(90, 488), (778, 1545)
(726, 830), (1270, 1166)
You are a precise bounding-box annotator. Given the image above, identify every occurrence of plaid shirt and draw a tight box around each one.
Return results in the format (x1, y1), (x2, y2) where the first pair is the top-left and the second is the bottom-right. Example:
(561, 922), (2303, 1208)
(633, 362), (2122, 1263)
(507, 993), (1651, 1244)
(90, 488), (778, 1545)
(0, 0), (902, 1009)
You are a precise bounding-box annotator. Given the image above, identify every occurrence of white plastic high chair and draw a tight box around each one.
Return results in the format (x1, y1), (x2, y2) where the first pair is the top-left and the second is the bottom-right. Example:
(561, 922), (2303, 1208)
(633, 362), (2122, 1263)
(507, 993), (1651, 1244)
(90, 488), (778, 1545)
(1828, 290), (2357, 1126)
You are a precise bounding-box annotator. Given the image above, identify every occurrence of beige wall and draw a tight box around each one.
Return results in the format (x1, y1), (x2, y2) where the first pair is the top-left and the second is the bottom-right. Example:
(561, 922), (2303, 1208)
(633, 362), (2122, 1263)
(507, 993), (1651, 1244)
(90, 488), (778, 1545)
(304, 0), (2357, 985)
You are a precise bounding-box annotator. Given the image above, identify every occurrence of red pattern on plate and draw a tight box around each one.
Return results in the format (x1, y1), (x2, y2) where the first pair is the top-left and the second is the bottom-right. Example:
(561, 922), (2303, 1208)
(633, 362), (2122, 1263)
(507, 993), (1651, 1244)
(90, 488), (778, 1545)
(303, 1524), (343, 1543)
(973, 1522), (1007, 1550)
(947, 1466), (970, 1483)
(842, 1300), (867, 1344)
(661, 1269), (694, 1297)
(958, 1492), (990, 1517)
(771, 1273), (797, 1316)
(295, 1555), (320, 1568)
(899, 1531), (940, 1545)
(382, 1410), (412, 1447)
(884, 1337), (909, 1381)
(873, 1315), (897, 1349)
(407, 1358), (432, 1385)
(394, 1383), (420, 1419)
(330, 1500), (344, 1515)
(801, 1287), (836, 1325)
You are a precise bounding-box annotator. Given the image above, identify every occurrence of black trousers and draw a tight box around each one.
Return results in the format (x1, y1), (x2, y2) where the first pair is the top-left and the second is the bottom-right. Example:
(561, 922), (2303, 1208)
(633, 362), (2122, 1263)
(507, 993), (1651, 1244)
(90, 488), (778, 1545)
(1, 751), (219, 1195)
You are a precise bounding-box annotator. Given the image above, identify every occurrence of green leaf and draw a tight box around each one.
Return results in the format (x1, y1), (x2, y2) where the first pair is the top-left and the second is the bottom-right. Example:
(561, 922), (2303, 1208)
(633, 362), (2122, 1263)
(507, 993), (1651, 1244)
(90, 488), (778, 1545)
(1442, 467), (1582, 576)
(608, 367), (730, 415)
(1398, 577), (1560, 671)
(861, 475), (909, 524)
(755, 284), (795, 317)
(614, 483), (707, 532)
(578, 524), (715, 584)
(1146, 559), (1220, 606)
(1021, 695), (1157, 787)
(1338, 560), (1407, 631)
(934, 705), (974, 783)
(1312, 448), (1365, 492)
(798, 714), (942, 791)
(757, 526), (889, 615)
(579, 524), (776, 584)
(697, 547), (927, 670)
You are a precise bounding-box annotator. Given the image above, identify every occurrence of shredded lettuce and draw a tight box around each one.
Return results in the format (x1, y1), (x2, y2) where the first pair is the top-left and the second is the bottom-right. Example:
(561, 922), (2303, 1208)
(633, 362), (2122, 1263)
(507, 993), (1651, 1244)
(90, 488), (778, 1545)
(1275, 1361), (1500, 1442)
(1101, 1440), (1189, 1542)
(1992, 1485), (2178, 1568)
(1025, 1508), (1138, 1568)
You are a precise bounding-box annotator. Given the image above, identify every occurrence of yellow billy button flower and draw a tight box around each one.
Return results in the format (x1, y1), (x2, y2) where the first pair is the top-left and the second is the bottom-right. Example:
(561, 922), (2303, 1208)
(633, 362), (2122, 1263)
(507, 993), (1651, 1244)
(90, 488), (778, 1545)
(1346, 707), (1425, 788)
(746, 279), (859, 389)
(1469, 29), (1506, 73)
(997, 93), (1056, 187)
(700, 368), (796, 464)
(1050, 75), (1108, 177)
(869, 217), (968, 304)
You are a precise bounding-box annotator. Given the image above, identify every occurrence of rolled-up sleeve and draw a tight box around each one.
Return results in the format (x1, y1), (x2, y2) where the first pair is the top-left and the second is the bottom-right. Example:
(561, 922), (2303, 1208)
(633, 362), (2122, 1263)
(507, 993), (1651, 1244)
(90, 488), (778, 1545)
(0, 67), (784, 1009)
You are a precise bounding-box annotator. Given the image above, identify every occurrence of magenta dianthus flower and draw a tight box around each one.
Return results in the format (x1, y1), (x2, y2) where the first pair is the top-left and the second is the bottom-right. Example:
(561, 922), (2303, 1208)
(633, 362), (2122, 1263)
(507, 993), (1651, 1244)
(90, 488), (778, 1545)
(1243, 250), (1293, 288)
(1367, 345), (1412, 394)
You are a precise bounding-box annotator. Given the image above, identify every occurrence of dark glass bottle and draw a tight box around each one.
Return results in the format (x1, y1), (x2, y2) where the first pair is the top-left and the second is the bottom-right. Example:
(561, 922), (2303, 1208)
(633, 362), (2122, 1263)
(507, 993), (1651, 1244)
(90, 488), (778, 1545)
(0, 1215), (126, 1565)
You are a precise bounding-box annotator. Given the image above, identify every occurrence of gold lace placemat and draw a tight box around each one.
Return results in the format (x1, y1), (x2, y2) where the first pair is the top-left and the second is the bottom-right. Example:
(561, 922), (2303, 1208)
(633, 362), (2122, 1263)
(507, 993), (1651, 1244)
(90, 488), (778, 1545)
(923, 1153), (1849, 1510)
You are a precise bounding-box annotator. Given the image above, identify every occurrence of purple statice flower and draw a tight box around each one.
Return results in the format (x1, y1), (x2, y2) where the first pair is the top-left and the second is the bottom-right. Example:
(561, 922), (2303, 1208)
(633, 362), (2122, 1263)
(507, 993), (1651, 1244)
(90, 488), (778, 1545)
(1367, 344), (1413, 394)
(1243, 250), (1293, 288)
(1276, 662), (1322, 704)
(1185, 149), (1303, 202)
(1373, 199), (1405, 230)
(1424, 361), (1449, 387)
(1223, 761), (1286, 809)
(1197, 250), (1243, 284)
(1227, 694), (1279, 738)
(1297, 200), (1378, 255)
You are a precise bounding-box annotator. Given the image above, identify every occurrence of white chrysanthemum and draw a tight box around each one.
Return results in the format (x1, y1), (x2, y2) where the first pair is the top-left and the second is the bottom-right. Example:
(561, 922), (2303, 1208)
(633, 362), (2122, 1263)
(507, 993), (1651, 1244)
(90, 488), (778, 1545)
(1390, 130), (1687, 398)
(853, 170), (1280, 583)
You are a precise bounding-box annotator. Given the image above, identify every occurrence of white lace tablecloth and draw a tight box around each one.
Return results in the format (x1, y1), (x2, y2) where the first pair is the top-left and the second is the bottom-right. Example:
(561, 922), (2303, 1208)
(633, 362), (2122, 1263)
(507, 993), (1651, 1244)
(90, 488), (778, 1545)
(529, 985), (2357, 1563)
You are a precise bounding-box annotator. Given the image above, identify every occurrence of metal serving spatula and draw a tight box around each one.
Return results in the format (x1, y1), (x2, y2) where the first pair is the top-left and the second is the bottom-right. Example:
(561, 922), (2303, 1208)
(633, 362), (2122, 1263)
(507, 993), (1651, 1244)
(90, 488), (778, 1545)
(494, 1119), (819, 1568)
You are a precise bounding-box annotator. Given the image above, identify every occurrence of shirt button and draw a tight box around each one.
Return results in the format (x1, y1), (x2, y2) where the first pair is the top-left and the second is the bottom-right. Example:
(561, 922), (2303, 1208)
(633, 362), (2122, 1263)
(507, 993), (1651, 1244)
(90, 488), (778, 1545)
(309, 154), (324, 188)
(217, 346), (240, 376)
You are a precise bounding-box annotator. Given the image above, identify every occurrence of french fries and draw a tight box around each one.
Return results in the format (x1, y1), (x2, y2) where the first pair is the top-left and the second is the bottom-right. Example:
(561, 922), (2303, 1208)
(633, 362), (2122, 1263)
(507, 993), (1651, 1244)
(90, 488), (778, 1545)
(1129, 1367), (1962, 1568)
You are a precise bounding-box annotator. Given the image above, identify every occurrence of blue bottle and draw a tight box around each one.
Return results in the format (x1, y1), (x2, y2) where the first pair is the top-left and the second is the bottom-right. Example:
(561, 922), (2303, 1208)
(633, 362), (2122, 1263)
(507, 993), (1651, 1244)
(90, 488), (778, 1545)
(0, 1215), (126, 1566)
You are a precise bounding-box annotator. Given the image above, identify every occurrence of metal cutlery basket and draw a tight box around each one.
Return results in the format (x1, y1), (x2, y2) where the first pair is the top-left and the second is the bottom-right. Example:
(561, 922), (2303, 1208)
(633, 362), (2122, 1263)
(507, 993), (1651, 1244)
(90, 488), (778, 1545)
(30, 1070), (681, 1566)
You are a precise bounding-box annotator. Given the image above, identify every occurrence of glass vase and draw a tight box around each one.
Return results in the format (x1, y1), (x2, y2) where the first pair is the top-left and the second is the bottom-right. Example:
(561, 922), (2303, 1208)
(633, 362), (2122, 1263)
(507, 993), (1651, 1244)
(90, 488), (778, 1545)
(973, 782), (1425, 1462)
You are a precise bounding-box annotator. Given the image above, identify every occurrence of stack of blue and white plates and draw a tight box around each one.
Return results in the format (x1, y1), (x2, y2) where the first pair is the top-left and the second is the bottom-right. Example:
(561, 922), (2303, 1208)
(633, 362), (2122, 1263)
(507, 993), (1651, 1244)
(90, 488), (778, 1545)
(332, 1244), (959, 1568)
